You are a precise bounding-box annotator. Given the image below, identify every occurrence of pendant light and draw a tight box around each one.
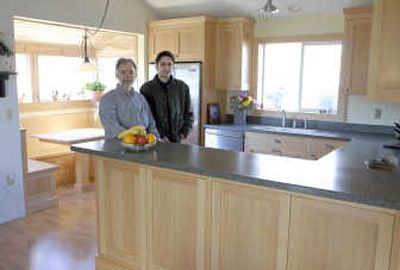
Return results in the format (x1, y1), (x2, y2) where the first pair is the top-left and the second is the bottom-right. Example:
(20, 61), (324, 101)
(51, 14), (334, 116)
(259, 0), (280, 19)
(78, 30), (98, 72)
(78, 0), (110, 72)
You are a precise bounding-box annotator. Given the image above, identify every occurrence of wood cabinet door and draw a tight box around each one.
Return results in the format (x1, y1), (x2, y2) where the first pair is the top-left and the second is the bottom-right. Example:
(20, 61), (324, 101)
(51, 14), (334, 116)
(215, 23), (242, 90)
(244, 132), (282, 156)
(211, 181), (290, 270)
(177, 26), (203, 61)
(245, 132), (309, 159)
(288, 196), (394, 270)
(343, 7), (372, 95)
(147, 168), (209, 270)
(95, 158), (147, 270)
(308, 138), (347, 160)
(278, 135), (310, 159)
(148, 28), (177, 62)
(368, 0), (400, 101)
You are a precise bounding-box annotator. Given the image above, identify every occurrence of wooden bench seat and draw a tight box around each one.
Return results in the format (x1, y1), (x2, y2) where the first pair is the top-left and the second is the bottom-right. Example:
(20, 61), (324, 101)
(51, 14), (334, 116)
(25, 159), (59, 214)
(21, 128), (59, 214)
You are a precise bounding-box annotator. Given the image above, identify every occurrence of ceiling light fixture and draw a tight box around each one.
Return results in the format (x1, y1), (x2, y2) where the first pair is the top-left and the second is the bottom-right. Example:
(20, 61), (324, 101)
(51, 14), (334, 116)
(78, 0), (110, 72)
(78, 30), (98, 72)
(258, 0), (280, 19)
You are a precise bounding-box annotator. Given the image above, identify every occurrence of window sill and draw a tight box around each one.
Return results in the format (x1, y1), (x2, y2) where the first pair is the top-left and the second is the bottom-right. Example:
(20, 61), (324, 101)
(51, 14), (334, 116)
(19, 100), (96, 113)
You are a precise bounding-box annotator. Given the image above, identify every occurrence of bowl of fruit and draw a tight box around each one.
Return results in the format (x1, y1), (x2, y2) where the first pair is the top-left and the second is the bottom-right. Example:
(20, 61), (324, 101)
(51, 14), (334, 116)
(118, 125), (157, 151)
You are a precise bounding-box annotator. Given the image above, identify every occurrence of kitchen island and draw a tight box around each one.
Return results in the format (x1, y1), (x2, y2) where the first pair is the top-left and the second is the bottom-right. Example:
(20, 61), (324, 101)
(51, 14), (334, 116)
(72, 133), (400, 270)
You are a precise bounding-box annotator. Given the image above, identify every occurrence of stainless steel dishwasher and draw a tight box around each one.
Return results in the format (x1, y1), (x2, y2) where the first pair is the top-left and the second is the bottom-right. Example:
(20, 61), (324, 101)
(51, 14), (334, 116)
(204, 128), (244, 151)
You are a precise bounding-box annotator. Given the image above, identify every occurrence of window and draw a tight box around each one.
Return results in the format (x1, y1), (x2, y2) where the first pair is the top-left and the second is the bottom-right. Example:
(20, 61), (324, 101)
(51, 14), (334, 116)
(38, 55), (95, 101)
(14, 18), (142, 104)
(257, 40), (342, 115)
(97, 57), (119, 92)
(16, 53), (32, 103)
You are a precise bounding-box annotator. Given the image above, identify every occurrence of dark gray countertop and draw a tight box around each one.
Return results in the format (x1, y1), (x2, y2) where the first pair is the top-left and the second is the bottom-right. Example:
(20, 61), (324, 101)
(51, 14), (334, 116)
(71, 125), (400, 210)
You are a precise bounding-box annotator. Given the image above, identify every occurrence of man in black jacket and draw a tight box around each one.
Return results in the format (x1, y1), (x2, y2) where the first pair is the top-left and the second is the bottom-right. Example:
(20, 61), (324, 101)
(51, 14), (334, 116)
(140, 51), (193, 143)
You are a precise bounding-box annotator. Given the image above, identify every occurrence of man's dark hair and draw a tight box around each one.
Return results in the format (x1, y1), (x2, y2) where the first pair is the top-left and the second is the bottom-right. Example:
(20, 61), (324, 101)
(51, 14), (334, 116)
(115, 58), (137, 71)
(155, 51), (176, 64)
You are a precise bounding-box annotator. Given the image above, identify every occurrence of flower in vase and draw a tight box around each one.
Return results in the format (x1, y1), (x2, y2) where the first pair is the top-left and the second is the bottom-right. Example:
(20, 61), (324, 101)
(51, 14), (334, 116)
(233, 93), (256, 111)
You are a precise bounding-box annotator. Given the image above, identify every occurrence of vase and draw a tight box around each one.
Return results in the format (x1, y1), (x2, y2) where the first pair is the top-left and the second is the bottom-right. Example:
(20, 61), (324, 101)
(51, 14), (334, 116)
(234, 110), (247, 125)
(91, 91), (103, 104)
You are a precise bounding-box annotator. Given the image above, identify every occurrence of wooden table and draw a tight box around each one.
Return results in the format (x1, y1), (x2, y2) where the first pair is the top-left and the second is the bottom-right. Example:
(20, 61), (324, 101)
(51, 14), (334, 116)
(32, 128), (105, 192)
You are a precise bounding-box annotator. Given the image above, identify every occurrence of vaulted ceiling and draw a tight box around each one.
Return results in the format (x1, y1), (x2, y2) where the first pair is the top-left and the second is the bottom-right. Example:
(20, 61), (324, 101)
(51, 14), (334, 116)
(144, 0), (373, 19)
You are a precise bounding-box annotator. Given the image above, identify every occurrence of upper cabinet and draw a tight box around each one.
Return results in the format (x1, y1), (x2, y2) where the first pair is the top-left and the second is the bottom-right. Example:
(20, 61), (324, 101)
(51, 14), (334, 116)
(148, 17), (207, 62)
(342, 6), (372, 95)
(368, 0), (400, 101)
(215, 17), (254, 91)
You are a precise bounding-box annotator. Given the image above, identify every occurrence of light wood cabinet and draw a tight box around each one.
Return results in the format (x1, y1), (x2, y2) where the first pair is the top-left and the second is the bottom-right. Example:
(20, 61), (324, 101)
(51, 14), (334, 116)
(147, 168), (209, 270)
(94, 157), (399, 270)
(211, 181), (290, 270)
(342, 6), (372, 95)
(288, 196), (394, 270)
(215, 17), (254, 90)
(308, 137), (347, 159)
(368, 0), (400, 101)
(244, 132), (347, 160)
(95, 159), (147, 270)
(245, 132), (309, 159)
(148, 17), (205, 62)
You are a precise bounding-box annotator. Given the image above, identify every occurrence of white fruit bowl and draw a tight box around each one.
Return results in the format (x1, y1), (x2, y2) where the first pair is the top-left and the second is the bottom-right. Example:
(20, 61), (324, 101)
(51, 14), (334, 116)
(120, 141), (157, 151)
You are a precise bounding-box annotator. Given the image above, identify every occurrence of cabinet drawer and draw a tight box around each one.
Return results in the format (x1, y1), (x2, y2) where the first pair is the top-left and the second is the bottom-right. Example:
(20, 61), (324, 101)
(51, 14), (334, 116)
(245, 132), (309, 158)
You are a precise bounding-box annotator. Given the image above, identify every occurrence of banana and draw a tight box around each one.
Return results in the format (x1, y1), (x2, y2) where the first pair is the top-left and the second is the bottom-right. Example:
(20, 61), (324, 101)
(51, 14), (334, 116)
(117, 125), (146, 139)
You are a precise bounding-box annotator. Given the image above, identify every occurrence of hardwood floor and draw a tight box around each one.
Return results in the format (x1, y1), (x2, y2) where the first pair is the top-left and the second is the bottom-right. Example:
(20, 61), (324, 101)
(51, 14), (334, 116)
(0, 185), (96, 270)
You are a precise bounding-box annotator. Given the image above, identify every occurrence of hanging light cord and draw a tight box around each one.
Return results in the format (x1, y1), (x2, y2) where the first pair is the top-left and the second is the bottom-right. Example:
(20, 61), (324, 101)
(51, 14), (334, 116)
(79, 0), (110, 66)
(87, 0), (111, 37)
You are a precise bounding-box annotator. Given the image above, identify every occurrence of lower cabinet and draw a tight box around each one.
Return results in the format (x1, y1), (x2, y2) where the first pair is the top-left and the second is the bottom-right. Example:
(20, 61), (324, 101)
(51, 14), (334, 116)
(147, 168), (209, 270)
(96, 159), (147, 270)
(245, 132), (309, 159)
(287, 196), (394, 270)
(245, 131), (347, 160)
(211, 181), (290, 270)
(94, 157), (397, 270)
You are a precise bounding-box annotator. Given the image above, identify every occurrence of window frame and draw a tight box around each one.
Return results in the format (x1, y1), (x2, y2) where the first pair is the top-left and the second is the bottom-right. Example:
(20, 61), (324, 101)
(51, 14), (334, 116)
(253, 34), (346, 121)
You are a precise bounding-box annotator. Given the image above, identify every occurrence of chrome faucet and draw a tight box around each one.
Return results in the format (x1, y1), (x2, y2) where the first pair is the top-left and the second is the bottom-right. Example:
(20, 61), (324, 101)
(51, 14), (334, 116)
(303, 118), (308, 129)
(281, 110), (286, 127)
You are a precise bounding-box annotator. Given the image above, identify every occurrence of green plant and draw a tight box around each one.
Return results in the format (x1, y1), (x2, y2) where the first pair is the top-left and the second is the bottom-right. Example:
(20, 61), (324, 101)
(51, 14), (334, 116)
(84, 81), (105, 92)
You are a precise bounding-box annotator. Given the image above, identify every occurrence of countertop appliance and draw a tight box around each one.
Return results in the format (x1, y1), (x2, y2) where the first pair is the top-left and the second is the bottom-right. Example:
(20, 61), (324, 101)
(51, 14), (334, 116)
(148, 62), (201, 145)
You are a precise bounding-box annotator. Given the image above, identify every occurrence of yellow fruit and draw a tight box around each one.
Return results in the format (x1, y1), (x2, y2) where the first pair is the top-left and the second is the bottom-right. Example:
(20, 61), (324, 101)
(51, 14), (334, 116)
(146, 133), (157, 144)
(117, 125), (146, 139)
(121, 134), (137, 144)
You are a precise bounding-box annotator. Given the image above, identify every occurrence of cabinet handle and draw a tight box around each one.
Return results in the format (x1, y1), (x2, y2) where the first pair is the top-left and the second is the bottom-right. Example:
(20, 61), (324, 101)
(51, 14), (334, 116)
(323, 144), (334, 150)
(272, 139), (281, 144)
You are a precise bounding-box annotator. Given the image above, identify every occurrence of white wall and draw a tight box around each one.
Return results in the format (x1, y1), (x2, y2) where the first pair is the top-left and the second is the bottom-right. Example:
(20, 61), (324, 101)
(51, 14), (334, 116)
(346, 95), (400, 125)
(0, 0), (158, 224)
(254, 14), (400, 126)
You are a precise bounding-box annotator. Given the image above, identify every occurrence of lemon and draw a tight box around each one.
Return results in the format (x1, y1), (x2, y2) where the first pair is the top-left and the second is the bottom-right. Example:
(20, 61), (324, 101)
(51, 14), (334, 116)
(146, 133), (157, 144)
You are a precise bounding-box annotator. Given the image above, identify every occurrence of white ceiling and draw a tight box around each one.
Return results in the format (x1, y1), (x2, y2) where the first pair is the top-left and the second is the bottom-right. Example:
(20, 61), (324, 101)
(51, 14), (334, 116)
(144, 0), (373, 19)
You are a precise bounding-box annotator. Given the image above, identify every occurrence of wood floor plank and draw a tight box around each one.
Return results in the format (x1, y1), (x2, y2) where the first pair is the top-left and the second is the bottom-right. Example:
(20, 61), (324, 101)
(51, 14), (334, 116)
(0, 186), (96, 270)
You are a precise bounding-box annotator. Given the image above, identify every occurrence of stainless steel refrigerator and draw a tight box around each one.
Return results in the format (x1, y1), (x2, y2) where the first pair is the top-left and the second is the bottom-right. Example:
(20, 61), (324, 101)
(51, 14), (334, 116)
(148, 62), (201, 145)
